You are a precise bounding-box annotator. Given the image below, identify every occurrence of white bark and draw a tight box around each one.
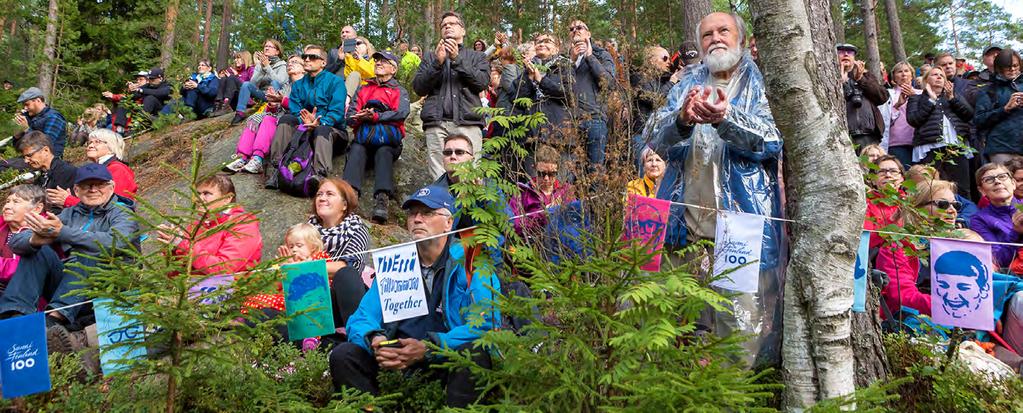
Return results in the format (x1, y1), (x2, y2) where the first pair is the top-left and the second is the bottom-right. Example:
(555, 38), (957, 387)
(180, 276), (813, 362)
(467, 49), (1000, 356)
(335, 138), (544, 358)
(749, 0), (863, 409)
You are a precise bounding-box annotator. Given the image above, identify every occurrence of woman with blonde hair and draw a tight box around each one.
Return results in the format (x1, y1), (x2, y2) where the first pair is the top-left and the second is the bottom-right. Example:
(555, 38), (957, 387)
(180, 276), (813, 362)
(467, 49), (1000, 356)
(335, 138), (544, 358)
(906, 66), (975, 199)
(215, 50), (255, 114)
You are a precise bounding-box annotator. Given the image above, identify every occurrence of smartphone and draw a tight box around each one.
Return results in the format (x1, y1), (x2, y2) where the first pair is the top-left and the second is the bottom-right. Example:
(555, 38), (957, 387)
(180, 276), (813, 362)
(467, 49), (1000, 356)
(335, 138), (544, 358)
(378, 339), (402, 348)
(342, 38), (357, 54)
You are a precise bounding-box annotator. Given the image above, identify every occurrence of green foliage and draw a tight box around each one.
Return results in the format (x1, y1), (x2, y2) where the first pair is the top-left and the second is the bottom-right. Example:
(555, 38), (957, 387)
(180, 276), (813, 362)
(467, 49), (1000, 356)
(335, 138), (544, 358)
(150, 99), (196, 131)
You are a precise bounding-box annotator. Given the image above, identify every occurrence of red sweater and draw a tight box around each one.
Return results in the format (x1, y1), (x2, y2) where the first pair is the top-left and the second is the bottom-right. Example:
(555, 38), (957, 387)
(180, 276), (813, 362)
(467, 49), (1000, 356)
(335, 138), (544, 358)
(174, 207), (263, 275)
(875, 240), (930, 317)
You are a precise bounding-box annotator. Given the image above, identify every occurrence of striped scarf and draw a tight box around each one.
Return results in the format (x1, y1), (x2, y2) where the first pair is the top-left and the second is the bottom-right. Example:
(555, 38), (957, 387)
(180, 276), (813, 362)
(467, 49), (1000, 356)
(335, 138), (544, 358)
(309, 214), (370, 272)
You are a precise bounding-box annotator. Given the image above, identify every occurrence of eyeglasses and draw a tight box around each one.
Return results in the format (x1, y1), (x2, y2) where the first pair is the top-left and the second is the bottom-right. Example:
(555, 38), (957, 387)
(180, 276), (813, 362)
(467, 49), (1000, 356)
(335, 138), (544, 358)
(21, 146), (43, 160)
(981, 172), (1011, 186)
(535, 37), (555, 45)
(569, 24), (588, 32)
(537, 170), (557, 178)
(264, 44), (278, 50)
(302, 53), (323, 61)
(442, 149), (472, 157)
(356, 41), (365, 46)
(76, 181), (112, 191)
(925, 200), (962, 210)
(877, 168), (902, 176)
(86, 139), (108, 147)
(406, 209), (451, 219)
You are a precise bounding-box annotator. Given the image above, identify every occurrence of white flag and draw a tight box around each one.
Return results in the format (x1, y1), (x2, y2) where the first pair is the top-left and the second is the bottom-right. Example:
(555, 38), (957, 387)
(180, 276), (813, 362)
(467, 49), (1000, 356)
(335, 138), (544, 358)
(374, 243), (430, 323)
(712, 211), (765, 293)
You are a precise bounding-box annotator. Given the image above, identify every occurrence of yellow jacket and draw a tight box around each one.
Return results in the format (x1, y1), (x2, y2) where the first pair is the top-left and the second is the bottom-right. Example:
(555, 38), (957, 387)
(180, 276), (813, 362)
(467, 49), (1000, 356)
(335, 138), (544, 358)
(344, 54), (376, 85)
(626, 177), (657, 198)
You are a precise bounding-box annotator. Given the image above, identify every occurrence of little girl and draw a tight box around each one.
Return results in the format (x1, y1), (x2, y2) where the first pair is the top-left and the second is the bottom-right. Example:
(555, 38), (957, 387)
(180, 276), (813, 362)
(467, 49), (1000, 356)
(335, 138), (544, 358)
(245, 223), (329, 313)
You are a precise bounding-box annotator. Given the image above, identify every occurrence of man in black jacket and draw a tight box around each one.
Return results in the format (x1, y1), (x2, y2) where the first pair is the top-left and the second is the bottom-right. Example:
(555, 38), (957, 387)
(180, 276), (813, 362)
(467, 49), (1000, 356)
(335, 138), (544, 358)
(566, 19), (616, 168)
(837, 44), (888, 152)
(134, 68), (172, 116)
(17, 132), (76, 214)
(413, 11), (490, 179)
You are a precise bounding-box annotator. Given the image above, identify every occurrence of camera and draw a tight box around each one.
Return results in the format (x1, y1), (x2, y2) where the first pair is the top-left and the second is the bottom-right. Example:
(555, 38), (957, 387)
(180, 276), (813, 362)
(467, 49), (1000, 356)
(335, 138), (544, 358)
(844, 81), (864, 108)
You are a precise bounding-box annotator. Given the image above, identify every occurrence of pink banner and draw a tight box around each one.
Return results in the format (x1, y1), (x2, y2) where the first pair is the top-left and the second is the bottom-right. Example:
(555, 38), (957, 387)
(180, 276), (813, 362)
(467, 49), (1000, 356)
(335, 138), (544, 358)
(930, 239), (994, 331)
(623, 194), (671, 271)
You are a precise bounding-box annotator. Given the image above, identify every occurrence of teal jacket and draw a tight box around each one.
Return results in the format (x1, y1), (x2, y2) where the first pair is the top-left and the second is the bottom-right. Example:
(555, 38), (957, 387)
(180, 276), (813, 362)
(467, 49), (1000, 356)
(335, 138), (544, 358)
(287, 69), (347, 127)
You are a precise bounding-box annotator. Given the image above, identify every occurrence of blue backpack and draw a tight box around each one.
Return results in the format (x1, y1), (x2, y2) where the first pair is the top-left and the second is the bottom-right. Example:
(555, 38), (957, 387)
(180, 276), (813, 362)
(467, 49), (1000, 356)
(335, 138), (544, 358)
(275, 129), (319, 197)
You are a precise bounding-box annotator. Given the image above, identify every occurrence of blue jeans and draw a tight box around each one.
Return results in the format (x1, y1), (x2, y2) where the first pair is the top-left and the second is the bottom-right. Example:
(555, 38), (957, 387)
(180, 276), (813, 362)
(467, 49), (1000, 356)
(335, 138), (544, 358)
(888, 145), (913, 167)
(580, 119), (608, 167)
(235, 81), (280, 112)
(0, 247), (95, 323)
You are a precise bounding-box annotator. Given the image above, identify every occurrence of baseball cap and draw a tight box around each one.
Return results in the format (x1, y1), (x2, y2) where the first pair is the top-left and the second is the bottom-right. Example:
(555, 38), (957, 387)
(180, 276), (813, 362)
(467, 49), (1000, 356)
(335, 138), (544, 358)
(74, 163), (113, 185)
(836, 44), (858, 54)
(681, 41), (700, 65)
(371, 51), (399, 67)
(135, 70), (150, 77)
(983, 46), (1002, 56)
(147, 68), (164, 79)
(16, 87), (44, 104)
(402, 185), (455, 214)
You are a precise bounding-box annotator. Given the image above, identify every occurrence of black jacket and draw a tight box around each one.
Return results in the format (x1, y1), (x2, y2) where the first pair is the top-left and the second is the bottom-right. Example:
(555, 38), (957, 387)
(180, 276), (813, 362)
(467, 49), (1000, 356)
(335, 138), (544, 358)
(133, 81), (172, 103)
(569, 44), (616, 120)
(630, 69), (673, 134)
(412, 44), (490, 128)
(843, 72), (888, 136)
(34, 158), (77, 214)
(511, 55), (573, 134)
(906, 92), (974, 146)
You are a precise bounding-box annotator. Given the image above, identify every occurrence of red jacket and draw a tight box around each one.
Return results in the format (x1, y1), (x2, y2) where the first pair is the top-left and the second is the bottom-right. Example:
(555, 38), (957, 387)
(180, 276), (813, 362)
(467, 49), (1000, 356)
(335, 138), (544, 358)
(863, 190), (902, 249)
(346, 78), (410, 136)
(174, 207), (263, 275)
(875, 240), (930, 317)
(65, 159), (138, 208)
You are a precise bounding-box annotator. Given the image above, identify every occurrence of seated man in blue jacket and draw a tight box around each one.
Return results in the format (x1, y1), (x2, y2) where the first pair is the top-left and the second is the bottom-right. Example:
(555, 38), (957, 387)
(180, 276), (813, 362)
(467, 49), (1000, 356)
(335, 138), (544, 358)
(265, 44), (348, 188)
(0, 163), (138, 351)
(329, 185), (500, 408)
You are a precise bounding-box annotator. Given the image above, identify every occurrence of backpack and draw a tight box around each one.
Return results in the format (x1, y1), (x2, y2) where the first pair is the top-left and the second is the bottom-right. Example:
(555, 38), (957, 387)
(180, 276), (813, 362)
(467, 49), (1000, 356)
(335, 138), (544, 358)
(275, 129), (319, 197)
(353, 99), (402, 146)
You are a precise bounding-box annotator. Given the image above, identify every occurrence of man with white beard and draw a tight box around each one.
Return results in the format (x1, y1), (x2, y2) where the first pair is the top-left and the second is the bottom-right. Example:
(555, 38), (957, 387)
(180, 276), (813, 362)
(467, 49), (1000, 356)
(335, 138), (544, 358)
(643, 12), (783, 369)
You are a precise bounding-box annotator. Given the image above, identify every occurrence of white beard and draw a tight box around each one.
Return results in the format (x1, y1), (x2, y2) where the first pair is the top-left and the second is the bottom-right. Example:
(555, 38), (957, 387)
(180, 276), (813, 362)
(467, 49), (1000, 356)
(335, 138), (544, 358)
(704, 46), (742, 73)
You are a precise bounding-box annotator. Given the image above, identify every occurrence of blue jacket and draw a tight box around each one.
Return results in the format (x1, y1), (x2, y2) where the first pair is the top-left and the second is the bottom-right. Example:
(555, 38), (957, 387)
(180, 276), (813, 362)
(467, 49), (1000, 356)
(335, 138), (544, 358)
(644, 53), (783, 270)
(974, 74), (1023, 156)
(288, 70), (347, 127)
(347, 239), (501, 352)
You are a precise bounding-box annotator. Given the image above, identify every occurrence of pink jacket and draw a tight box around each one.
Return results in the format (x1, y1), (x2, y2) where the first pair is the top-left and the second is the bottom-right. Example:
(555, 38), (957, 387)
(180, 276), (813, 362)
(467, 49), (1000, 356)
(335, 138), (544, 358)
(875, 241), (930, 317)
(0, 219), (21, 284)
(174, 207), (263, 275)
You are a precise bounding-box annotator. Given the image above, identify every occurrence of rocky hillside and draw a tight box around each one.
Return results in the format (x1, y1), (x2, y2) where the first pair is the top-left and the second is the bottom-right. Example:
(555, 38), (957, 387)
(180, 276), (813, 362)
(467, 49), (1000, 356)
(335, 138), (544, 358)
(89, 113), (434, 259)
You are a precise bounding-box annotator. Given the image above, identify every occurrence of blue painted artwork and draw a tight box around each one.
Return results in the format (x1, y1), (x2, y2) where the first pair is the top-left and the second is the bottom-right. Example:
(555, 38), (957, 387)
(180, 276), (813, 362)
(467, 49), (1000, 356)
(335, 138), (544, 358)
(94, 298), (147, 375)
(852, 231), (869, 312)
(282, 260), (334, 340)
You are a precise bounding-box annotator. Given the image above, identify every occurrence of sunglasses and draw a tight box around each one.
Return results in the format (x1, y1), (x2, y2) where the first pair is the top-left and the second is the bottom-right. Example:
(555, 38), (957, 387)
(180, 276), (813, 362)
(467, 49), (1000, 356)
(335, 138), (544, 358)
(569, 25), (588, 32)
(925, 200), (962, 210)
(659, 56), (669, 62)
(301, 53), (323, 61)
(442, 149), (472, 157)
(537, 171), (557, 178)
(356, 41), (365, 46)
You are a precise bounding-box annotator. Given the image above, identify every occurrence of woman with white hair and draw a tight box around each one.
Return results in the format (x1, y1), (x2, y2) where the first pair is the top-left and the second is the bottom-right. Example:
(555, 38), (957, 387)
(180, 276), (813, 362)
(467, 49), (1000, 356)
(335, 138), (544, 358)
(53, 129), (137, 208)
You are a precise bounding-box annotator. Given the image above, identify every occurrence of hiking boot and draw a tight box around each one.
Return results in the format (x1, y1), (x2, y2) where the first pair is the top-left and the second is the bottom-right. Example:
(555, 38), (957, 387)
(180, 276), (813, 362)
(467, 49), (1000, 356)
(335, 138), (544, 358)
(223, 155), (247, 173)
(242, 156), (263, 174)
(46, 317), (76, 354)
(230, 112), (246, 125)
(264, 172), (279, 190)
(371, 193), (389, 224)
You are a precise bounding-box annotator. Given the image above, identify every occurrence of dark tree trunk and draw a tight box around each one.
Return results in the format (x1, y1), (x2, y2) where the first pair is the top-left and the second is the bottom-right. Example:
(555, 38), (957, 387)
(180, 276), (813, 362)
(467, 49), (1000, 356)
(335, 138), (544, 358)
(751, 0), (866, 407)
(851, 279), (890, 387)
(682, 0), (712, 46)
(215, 0), (232, 71)
(37, 0), (58, 97)
(201, 0), (214, 61)
(882, 0), (907, 63)
(831, 0), (845, 44)
(159, 0), (180, 69)
(859, 0), (882, 78)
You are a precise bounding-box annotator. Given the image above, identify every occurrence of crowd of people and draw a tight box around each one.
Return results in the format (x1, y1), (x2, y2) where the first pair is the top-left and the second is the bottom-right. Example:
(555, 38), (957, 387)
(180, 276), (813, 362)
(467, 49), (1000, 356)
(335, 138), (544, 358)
(0, 8), (1022, 406)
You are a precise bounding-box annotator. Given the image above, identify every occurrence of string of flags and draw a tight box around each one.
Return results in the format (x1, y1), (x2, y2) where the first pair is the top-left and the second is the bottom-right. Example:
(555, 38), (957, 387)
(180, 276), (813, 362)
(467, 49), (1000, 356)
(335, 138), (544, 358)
(2, 192), (1021, 398)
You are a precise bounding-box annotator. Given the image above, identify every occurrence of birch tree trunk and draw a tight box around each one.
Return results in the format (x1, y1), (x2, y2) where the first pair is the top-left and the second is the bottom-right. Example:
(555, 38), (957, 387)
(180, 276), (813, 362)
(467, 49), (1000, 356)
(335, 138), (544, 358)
(682, 0), (711, 46)
(37, 0), (58, 97)
(859, 0), (882, 78)
(214, 0), (232, 71)
(160, 0), (180, 69)
(749, 0), (864, 409)
(882, 0), (907, 63)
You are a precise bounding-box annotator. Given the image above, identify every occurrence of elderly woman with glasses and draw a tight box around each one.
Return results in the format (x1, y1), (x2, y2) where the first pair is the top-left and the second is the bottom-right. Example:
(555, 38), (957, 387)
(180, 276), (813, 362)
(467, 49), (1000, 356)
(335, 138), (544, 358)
(231, 39), (289, 125)
(972, 163), (1023, 270)
(51, 129), (137, 209)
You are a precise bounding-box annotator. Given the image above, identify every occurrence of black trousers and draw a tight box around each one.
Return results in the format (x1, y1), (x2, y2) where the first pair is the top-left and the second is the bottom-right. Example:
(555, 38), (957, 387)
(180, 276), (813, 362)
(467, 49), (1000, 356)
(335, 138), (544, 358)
(341, 142), (399, 198)
(921, 149), (973, 201)
(328, 341), (491, 407)
(142, 95), (165, 115)
(331, 266), (367, 329)
(268, 115), (340, 176)
(216, 75), (242, 107)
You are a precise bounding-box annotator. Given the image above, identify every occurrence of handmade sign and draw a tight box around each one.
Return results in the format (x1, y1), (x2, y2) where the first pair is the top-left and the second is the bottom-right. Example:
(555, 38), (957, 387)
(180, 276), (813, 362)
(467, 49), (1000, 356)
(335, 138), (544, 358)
(282, 260), (334, 340)
(374, 243), (429, 323)
(930, 239), (994, 331)
(0, 313), (51, 398)
(852, 231), (870, 313)
(188, 274), (235, 305)
(711, 211), (765, 293)
(623, 194), (671, 271)
(94, 298), (147, 375)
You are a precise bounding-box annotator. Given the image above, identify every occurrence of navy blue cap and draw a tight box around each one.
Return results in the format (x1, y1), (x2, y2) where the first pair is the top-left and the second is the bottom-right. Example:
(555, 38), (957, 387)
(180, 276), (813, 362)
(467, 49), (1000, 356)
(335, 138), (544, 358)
(402, 185), (454, 213)
(371, 51), (400, 66)
(74, 163), (113, 185)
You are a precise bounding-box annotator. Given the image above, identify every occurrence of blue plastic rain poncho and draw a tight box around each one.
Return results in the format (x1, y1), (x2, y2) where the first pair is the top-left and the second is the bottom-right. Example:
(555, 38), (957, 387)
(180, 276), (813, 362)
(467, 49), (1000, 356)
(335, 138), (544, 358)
(644, 52), (783, 270)
(643, 52), (784, 368)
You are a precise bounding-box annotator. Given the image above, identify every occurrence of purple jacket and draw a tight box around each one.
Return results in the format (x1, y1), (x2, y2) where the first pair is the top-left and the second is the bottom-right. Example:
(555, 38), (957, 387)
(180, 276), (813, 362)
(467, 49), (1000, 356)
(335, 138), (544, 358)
(238, 66), (254, 83)
(970, 203), (1022, 268)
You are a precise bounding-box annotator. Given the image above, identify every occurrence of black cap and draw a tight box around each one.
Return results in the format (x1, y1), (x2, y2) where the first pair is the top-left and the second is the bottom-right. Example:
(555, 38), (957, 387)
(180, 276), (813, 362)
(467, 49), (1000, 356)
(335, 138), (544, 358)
(680, 41), (700, 65)
(983, 46), (1003, 56)
(147, 68), (164, 79)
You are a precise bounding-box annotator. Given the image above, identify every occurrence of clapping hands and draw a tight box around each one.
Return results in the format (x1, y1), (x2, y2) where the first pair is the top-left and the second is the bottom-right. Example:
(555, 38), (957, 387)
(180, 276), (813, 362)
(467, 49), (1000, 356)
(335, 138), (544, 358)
(679, 86), (729, 126)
